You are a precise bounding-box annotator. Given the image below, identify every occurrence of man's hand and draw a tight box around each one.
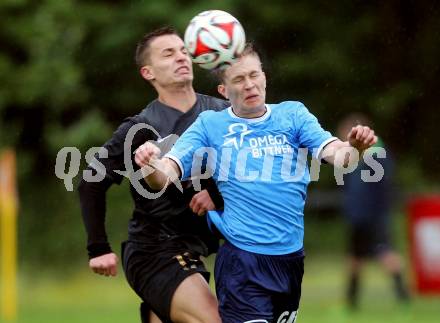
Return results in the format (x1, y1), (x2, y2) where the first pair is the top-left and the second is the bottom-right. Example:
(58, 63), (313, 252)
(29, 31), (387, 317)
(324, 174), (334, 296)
(322, 124), (378, 166)
(134, 142), (182, 191)
(89, 252), (119, 277)
(189, 189), (216, 216)
(134, 142), (161, 169)
(347, 125), (377, 152)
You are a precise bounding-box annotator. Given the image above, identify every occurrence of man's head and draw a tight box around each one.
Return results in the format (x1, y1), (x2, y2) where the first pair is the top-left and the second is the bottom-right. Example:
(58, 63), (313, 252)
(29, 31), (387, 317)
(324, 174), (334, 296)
(215, 44), (267, 117)
(135, 26), (193, 88)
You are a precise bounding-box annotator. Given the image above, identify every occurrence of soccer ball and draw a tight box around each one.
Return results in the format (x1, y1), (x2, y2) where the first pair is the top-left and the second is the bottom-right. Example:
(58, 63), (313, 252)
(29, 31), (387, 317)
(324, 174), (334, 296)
(184, 10), (246, 70)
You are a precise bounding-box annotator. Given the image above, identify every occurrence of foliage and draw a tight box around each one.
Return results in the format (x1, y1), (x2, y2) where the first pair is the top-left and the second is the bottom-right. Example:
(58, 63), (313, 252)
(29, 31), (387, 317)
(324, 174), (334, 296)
(0, 0), (439, 267)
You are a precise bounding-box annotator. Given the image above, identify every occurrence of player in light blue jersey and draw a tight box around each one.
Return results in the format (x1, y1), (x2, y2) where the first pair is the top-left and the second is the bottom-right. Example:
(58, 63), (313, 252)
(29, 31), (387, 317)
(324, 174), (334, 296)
(166, 101), (336, 256)
(134, 44), (378, 323)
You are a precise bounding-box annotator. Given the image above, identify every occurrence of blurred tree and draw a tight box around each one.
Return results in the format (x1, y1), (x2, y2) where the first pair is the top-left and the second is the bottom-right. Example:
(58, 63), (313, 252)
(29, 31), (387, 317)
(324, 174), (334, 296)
(0, 0), (438, 268)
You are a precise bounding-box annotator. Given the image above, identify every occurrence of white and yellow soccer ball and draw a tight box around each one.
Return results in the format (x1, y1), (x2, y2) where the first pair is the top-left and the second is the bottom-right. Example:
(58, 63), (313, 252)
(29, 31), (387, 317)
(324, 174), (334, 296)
(184, 10), (246, 70)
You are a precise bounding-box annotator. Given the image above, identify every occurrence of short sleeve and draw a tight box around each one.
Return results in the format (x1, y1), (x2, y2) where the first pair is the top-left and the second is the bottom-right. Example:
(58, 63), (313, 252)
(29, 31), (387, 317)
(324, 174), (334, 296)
(295, 103), (337, 159)
(165, 115), (210, 180)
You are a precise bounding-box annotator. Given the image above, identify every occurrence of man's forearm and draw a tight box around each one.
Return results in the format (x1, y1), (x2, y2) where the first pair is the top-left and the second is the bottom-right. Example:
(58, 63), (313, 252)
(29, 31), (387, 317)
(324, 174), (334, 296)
(322, 124), (377, 167)
(322, 140), (360, 167)
(142, 158), (181, 190)
(78, 175), (113, 258)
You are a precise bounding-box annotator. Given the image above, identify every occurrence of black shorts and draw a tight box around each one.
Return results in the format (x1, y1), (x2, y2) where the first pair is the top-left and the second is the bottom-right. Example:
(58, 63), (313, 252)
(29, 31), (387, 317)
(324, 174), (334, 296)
(349, 221), (391, 258)
(121, 241), (210, 322)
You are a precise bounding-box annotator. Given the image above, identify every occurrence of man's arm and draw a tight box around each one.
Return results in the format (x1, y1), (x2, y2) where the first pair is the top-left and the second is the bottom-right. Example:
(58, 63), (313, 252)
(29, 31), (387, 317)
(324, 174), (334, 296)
(78, 175), (119, 276)
(199, 178), (224, 209)
(189, 190), (216, 216)
(321, 125), (377, 166)
(78, 117), (148, 277)
(134, 142), (182, 190)
(135, 113), (212, 192)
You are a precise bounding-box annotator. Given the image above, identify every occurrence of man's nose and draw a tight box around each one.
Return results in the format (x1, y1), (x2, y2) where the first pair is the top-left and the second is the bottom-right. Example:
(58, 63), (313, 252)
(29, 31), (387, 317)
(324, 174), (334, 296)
(176, 51), (189, 62)
(244, 77), (255, 89)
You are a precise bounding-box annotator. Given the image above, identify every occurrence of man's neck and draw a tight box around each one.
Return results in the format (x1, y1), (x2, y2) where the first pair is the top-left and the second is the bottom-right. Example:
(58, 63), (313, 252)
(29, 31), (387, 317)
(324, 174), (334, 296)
(157, 84), (197, 113)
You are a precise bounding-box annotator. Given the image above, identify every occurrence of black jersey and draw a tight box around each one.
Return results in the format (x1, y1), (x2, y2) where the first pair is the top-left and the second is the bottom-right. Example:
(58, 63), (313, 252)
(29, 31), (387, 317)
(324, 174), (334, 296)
(78, 93), (229, 258)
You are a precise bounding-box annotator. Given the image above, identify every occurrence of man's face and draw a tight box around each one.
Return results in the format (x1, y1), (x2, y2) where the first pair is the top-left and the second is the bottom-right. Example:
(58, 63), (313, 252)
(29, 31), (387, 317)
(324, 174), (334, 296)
(142, 34), (193, 86)
(218, 55), (266, 113)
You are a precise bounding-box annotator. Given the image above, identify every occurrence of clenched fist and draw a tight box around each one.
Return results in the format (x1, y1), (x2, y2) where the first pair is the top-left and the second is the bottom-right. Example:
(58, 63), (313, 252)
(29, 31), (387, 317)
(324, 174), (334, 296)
(89, 252), (119, 277)
(135, 142), (161, 168)
(347, 125), (377, 152)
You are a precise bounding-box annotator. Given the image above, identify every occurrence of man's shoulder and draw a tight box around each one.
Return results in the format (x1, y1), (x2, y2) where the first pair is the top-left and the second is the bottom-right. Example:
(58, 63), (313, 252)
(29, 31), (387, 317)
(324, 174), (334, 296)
(196, 93), (230, 111)
(111, 101), (157, 126)
(106, 101), (160, 141)
(269, 101), (312, 123)
(136, 99), (160, 120)
(270, 101), (305, 112)
(198, 107), (228, 121)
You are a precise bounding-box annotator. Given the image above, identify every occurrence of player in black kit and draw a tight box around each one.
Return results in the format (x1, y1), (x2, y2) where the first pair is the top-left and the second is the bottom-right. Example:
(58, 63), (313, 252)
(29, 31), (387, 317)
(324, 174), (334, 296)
(78, 27), (228, 323)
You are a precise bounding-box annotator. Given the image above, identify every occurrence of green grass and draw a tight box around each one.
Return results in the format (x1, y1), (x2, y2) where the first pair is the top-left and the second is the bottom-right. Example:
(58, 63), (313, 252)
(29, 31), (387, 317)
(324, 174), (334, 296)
(301, 254), (439, 323)
(11, 271), (139, 323)
(2, 254), (439, 323)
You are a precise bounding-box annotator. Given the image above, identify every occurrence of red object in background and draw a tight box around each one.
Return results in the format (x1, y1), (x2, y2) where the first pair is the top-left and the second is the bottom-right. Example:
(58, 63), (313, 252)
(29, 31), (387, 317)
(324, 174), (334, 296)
(408, 196), (440, 294)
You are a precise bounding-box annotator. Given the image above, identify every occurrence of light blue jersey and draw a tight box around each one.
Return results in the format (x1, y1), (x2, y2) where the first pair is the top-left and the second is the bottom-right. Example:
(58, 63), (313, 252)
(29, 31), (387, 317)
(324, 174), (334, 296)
(166, 101), (336, 255)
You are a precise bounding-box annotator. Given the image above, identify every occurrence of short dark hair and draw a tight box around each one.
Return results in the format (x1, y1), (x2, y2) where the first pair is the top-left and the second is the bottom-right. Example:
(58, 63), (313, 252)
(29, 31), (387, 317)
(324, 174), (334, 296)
(135, 26), (179, 68)
(211, 43), (261, 83)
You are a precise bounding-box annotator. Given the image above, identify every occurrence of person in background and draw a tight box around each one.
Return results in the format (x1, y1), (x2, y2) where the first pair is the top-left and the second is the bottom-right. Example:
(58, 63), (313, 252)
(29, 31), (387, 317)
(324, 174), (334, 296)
(337, 113), (410, 310)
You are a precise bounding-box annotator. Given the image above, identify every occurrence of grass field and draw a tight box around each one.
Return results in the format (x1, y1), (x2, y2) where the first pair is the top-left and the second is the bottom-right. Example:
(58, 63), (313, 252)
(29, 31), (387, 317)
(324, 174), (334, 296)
(3, 254), (439, 323)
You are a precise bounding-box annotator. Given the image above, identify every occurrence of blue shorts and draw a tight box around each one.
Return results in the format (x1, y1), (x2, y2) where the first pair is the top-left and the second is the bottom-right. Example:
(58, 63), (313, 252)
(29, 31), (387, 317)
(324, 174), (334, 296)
(214, 241), (304, 323)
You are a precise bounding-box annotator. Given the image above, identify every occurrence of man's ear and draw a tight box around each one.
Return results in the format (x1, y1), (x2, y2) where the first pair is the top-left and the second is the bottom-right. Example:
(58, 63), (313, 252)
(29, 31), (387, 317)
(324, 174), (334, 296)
(140, 66), (155, 81)
(218, 84), (228, 99)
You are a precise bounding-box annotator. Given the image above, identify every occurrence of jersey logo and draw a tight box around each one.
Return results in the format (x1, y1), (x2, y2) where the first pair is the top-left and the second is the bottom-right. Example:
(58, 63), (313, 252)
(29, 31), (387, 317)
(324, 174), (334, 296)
(222, 123), (253, 149)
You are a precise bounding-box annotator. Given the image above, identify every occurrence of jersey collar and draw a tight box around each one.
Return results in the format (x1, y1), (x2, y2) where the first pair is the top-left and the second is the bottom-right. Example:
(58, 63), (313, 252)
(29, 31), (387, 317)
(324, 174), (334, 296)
(227, 104), (271, 123)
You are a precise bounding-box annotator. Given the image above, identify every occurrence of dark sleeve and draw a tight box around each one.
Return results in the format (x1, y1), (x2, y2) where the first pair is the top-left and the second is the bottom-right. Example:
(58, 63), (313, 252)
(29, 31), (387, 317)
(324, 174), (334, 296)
(95, 117), (148, 184)
(78, 174), (114, 258)
(201, 178), (224, 209)
(78, 115), (156, 258)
